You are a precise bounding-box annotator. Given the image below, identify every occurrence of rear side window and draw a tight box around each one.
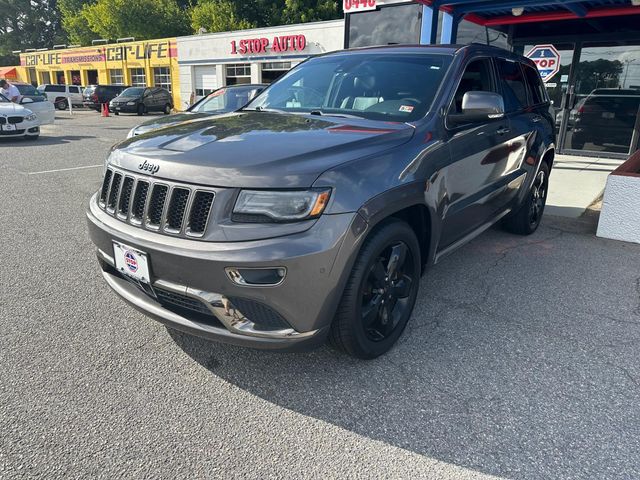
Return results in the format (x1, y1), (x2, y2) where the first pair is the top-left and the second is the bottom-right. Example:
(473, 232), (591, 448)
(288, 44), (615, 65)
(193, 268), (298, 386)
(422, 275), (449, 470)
(69, 86), (80, 93)
(45, 85), (65, 93)
(452, 58), (495, 114)
(497, 59), (528, 112)
(523, 64), (547, 105)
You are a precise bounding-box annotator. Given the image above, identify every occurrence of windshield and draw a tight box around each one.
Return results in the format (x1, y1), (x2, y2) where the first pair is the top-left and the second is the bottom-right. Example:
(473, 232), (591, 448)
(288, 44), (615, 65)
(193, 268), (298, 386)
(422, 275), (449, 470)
(121, 87), (145, 97)
(16, 84), (40, 95)
(246, 53), (452, 122)
(190, 86), (263, 113)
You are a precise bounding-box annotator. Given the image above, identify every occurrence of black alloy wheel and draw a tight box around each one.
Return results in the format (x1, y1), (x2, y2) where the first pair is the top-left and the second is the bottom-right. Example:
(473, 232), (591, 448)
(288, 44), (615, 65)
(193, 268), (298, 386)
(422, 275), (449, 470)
(529, 168), (547, 229)
(502, 162), (550, 235)
(330, 219), (421, 359)
(361, 241), (415, 342)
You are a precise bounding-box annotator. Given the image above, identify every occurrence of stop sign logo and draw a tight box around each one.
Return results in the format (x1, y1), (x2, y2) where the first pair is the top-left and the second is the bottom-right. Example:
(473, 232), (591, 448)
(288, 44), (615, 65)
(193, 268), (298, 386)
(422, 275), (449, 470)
(526, 44), (561, 82)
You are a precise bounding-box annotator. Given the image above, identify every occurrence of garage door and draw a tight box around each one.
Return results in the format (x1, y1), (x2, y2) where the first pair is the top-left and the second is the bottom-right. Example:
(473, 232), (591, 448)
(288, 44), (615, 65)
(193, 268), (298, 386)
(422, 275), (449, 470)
(194, 66), (217, 99)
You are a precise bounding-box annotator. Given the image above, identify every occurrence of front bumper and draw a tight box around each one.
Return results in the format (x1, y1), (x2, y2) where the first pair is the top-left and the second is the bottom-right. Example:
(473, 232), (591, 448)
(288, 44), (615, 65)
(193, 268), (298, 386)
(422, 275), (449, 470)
(111, 103), (138, 113)
(0, 122), (39, 137)
(87, 194), (368, 350)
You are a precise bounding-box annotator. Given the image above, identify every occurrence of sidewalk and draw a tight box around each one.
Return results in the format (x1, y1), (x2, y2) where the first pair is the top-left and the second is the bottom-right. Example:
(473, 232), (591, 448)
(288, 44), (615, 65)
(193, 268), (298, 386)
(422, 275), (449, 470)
(546, 154), (626, 218)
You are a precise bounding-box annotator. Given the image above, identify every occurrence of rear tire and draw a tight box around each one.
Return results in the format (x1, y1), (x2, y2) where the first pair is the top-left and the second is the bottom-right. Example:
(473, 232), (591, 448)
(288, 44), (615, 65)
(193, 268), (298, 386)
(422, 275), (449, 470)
(55, 98), (68, 110)
(330, 219), (421, 359)
(502, 162), (550, 235)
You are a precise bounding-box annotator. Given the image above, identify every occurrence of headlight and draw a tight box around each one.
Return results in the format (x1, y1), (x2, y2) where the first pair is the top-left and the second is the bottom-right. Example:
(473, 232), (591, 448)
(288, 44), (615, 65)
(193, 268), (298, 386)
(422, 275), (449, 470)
(233, 189), (331, 222)
(126, 101), (136, 106)
(25, 113), (37, 122)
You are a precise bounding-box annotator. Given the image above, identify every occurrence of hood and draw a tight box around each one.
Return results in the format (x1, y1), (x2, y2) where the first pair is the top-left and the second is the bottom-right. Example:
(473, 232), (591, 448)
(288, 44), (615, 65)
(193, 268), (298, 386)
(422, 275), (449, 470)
(0, 103), (30, 115)
(134, 112), (206, 133)
(109, 111), (415, 188)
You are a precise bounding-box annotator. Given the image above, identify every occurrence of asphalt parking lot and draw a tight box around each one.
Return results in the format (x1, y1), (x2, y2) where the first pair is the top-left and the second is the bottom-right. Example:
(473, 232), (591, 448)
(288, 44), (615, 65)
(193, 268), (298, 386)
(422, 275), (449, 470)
(1, 111), (640, 479)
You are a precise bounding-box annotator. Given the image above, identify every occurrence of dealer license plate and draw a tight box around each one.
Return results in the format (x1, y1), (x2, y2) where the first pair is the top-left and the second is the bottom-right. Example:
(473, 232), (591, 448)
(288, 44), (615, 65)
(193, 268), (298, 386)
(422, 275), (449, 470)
(1, 124), (16, 131)
(113, 242), (151, 284)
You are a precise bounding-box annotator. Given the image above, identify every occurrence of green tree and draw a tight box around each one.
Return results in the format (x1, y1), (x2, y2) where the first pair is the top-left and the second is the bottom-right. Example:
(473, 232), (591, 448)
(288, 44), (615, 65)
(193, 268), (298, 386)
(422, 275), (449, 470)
(190, 0), (254, 33)
(280, 0), (339, 24)
(0, 0), (66, 65)
(81, 0), (190, 41)
(58, 0), (97, 45)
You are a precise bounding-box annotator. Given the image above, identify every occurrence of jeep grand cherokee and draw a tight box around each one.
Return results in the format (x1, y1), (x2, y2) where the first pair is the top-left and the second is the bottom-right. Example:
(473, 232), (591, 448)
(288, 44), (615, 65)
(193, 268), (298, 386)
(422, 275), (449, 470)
(87, 44), (555, 359)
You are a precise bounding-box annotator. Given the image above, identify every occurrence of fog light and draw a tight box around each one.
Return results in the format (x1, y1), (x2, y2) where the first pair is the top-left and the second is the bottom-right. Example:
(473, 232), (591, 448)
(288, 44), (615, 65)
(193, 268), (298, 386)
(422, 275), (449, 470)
(225, 267), (286, 286)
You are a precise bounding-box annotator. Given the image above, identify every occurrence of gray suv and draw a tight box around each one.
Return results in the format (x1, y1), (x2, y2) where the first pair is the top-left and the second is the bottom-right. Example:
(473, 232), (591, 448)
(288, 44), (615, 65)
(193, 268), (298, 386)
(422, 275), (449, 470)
(87, 45), (555, 359)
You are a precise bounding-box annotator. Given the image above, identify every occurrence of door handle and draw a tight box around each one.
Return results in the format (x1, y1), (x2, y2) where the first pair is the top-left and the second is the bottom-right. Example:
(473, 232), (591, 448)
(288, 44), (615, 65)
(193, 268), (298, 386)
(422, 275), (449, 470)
(496, 127), (510, 135)
(532, 115), (542, 123)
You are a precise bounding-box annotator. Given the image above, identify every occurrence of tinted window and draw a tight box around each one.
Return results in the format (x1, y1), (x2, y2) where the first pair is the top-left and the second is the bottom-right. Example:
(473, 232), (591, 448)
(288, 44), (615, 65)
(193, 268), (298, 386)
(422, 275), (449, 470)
(523, 64), (546, 105)
(247, 53), (452, 122)
(69, 86), (80, 93)
(348, 4), (422, 48)
(451, 59), (494, 113)
(497, 59), (528, 111)
(45, 85), (65, 93)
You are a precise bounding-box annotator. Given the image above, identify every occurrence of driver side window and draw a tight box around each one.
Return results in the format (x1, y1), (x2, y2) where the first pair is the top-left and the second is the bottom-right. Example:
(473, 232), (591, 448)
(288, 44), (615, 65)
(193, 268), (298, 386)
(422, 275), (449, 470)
(452, 59), (495, 114)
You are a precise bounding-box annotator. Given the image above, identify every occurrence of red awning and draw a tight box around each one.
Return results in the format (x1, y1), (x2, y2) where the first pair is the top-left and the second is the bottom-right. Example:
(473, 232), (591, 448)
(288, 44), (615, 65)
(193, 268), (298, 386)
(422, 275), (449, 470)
(0, 66), (17, 79)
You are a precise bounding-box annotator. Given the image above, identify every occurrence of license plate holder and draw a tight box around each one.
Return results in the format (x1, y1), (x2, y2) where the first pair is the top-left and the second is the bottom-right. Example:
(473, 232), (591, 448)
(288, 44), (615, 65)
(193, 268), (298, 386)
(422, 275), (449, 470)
(113, 242), (151, 284)
(1, 124), (17, 131)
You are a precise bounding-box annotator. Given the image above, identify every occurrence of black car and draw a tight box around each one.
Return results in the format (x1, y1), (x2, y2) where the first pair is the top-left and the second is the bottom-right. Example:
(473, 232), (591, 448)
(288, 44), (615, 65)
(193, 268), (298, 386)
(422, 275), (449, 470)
(84, 85), (129, 111)
(128, 84), (266, 137)
(110, 87), (173, 116)
(571, 88), (640, 150)
(13, 82), (48, 103)
(89, 45), (555, 359)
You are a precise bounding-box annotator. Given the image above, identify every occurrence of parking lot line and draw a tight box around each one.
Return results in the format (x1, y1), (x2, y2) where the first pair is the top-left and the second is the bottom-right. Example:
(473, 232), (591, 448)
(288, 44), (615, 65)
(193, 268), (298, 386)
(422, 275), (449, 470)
(27, 164), (103, 175)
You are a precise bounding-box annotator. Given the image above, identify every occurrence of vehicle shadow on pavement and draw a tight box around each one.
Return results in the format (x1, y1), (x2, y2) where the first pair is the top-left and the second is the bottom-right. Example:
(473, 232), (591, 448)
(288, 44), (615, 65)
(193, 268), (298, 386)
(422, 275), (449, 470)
(0, 135), (95, 147)
(169, 218), (640, 480)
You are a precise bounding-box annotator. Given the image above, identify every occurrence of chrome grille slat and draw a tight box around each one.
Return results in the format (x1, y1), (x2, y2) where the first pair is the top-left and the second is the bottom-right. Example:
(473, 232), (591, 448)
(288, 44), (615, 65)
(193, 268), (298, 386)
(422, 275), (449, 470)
(97, 167), (215, 238)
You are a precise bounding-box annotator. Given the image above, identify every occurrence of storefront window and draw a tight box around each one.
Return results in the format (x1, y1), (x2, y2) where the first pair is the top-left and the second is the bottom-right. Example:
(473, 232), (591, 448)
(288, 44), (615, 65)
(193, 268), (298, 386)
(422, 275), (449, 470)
(129, 68), (146, 87)
(348, 3), (422, 48)
(226, 64), (251, 85)
(153, 67), (172, 92)
(109, 69), (124, 85)
(568, 44), (640, 154)
(456, 20), (509, 49)
(261, 62), (291, 83)
(40, 71), (51, 85)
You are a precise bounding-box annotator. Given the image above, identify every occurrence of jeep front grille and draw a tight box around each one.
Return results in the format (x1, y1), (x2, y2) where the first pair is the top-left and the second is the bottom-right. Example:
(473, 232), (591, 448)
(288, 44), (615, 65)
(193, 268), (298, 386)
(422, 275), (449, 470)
(98, 167), (215, 238)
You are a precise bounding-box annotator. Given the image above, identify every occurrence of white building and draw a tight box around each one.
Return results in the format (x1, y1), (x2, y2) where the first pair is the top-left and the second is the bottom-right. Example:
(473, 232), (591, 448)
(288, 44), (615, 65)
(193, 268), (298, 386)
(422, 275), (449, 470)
(177, 20), (344, 110)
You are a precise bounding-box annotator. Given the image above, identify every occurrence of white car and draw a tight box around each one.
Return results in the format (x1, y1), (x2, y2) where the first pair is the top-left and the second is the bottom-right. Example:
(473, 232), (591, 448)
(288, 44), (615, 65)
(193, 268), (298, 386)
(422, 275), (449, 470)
(20, 97), (55, 126)
(37, 84), (84, 110)
(0, 94), (44, 140)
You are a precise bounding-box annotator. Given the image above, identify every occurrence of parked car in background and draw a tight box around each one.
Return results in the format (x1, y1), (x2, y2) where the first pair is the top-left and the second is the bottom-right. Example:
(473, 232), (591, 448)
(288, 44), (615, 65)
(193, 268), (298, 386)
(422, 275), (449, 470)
(12, 82), (48, 102)
(0, 93), (45, 139)
(88, 45), (555, 359)
(571, 88), (640, 149)
(128, 84), (265, 137)
(84, 85), (129, 111)
(37, 84), (84, 110)
(110, 87), (173, 116)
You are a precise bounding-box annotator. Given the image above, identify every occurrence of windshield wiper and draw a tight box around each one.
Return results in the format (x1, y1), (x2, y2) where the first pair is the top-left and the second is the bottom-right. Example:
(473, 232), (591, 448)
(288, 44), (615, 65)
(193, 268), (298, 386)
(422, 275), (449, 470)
(308, 110), (365, 119)
(242, 106), (284, 113)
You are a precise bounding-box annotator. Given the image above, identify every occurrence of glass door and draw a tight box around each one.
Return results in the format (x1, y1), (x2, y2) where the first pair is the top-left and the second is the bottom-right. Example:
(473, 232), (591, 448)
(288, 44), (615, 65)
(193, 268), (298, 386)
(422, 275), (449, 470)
(565, 43), (640, 155)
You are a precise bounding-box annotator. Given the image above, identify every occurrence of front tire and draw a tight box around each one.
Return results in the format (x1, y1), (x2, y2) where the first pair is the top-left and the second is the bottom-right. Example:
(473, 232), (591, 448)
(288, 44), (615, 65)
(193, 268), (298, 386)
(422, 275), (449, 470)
(330, 219), (421, 359)
(502, 162), (550, 235)
(163, 104), (171, 115)
(137, 104), (146, 116)
(55, 98), (68, 110)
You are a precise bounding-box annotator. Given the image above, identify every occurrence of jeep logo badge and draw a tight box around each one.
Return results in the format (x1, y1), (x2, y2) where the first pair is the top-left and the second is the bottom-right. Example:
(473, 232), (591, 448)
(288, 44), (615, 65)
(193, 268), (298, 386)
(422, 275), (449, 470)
(138, 160), (159, 174)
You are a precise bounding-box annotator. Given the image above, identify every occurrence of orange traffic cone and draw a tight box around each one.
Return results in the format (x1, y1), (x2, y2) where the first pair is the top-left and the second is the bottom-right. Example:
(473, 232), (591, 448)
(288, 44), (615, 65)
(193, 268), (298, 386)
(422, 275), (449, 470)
(101, 103), (110, 117)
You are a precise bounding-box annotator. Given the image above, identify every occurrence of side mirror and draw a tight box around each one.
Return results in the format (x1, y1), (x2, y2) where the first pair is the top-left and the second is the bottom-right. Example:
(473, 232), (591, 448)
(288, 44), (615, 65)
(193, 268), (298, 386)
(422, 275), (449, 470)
(21, 97), (34, 104)
(448, 91), (505, 126)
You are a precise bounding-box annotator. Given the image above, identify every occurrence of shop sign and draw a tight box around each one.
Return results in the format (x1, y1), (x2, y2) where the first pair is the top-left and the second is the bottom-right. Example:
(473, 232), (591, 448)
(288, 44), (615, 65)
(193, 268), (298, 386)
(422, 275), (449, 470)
(230, 35), (306, 55)
(526, 44), (561, 82)
(343, 0), (377, 13)
(21, 40), (173, 67)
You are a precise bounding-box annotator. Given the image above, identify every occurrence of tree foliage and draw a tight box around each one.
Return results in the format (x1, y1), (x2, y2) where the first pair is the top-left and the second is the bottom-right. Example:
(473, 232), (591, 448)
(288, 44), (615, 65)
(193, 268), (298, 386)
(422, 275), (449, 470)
(82, 0), (190, 41)
(191, 0), (254, 34)
(0, 0), (66, 64)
